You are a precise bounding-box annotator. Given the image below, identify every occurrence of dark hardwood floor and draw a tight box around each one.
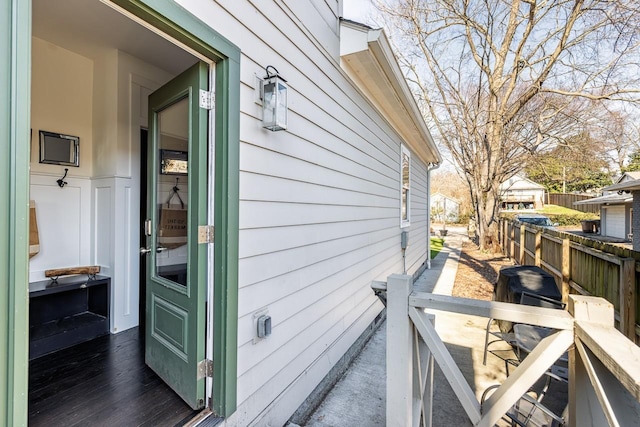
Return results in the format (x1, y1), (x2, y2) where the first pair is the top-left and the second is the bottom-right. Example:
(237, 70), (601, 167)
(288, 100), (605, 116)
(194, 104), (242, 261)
(29, 327), (200, 427)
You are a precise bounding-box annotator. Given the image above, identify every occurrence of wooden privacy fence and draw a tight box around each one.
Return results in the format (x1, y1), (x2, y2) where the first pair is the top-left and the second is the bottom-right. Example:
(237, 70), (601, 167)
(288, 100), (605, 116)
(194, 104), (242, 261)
(546, 193), (599, 214)
(500, 218), (639, 343)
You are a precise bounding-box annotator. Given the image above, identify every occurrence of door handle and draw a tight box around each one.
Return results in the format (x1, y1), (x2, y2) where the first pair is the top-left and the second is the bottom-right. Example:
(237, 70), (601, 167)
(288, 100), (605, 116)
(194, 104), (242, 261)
(140, 247), (167, 255)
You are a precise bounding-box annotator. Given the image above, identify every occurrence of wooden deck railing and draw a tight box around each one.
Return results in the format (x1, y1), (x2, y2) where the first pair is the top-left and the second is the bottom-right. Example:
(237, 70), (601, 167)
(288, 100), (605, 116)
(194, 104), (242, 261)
(376, 274), (640, 427)
(499, 218), (639, 343)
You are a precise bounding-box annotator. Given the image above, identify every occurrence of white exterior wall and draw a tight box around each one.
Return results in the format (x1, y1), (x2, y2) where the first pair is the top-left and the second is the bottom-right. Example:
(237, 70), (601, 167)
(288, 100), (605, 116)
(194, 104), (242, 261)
(176, 0), (432, 425)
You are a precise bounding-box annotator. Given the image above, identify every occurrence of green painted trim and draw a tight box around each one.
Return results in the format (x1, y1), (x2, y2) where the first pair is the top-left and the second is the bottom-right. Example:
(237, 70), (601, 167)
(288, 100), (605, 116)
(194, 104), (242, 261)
(0, 1), (31, 426)
(213, 56), (240, 417)
(110, 0), (241, 417)
(110, 0), (240, 64)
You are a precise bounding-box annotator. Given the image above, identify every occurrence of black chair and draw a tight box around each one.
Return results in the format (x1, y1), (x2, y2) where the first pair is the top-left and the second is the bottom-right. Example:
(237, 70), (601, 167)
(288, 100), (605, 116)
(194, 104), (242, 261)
(483, 292), (568, 425)
(483, 291), (565, 373)
(519, 291), (566, 310)
(481, 374), (566, 426)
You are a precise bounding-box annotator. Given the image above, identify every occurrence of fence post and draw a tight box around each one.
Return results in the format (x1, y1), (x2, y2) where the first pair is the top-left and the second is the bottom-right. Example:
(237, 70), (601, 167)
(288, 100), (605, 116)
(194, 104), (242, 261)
(534, 230), (542, 267)
(510, 223), (515, 261)
(519, 224), (525, 265)
(387, 274), (413, 427)
(561, 238), (571, 305)
(568, 296), (614, 427)
(619, 258), (636, 341)
(502, 219), (508, 256)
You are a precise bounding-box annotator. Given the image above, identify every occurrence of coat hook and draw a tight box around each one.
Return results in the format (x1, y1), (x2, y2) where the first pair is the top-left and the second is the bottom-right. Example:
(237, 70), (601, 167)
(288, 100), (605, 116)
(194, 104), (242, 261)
(57, 168), (68, 188)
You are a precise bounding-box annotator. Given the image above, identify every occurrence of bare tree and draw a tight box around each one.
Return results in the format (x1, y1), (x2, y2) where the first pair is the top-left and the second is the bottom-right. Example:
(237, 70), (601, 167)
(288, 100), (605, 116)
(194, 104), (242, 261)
(374, 0), (640, 249)
(590, 107), (640, 174)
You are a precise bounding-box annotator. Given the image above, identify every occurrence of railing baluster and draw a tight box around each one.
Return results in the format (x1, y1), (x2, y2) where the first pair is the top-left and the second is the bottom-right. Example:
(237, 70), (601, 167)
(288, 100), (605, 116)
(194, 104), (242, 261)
(413, 321), (434, 427)
(409, 307), (482, 424)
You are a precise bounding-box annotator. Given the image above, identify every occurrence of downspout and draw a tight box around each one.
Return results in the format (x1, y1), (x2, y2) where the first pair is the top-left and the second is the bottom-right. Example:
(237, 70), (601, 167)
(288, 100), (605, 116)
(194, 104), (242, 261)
(427, 162), (441, 269)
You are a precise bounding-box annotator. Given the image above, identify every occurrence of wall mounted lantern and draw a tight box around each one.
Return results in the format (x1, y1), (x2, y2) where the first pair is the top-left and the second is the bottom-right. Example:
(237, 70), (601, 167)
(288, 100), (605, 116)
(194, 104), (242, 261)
(262, 66), (287, 131)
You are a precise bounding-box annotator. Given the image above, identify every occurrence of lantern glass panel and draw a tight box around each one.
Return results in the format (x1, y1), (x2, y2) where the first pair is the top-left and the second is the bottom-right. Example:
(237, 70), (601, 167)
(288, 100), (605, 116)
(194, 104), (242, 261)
(262, 76), (287, 131)
(263, 80), (276, 128)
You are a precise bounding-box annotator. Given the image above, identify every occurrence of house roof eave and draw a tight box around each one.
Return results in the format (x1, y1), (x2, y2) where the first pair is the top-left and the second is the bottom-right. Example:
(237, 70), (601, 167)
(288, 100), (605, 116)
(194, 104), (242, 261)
(574, 194), (632, 206)
(339, 20), (441, 166)
(602, 179), (640, 193)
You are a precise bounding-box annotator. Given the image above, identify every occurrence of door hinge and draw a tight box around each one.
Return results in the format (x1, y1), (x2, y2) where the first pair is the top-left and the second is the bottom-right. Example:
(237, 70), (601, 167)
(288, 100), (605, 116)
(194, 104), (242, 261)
(199, 90), (214, 110)
(198, 225), (215, 244)
(197, 359), (213, 379)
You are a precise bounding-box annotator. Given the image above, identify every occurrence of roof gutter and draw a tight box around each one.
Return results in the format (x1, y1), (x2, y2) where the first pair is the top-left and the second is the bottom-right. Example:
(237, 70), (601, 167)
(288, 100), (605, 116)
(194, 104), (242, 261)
(426, 162), (441, 269)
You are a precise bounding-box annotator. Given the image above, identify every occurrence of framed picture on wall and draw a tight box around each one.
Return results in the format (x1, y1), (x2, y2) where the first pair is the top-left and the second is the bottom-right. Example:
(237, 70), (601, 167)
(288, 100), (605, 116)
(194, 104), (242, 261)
(160, 149), (188, 175)
(39, 131), (80, 167)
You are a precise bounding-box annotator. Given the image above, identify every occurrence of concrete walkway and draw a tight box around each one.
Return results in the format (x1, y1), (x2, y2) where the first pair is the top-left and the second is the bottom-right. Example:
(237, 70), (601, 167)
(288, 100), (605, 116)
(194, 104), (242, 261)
(294, 227), (515, 426)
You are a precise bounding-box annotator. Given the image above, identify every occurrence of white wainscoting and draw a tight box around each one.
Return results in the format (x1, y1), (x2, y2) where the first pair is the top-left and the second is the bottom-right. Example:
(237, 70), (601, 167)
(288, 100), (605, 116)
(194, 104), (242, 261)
(29, 173), (92, 282)
(93, 176), (140, 333)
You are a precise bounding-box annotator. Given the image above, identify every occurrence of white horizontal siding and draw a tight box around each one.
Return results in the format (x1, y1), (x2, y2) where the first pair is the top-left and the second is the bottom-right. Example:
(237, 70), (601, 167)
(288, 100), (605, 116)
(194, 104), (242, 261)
(405, 158), (429, 275)
(240, 172), (397, 208)
(239, 217), (398, 258)
(280, 0), (340, 58)
(177, 0), (434, 425)
(238, 223), (400, 288)
(233, 296), (381, 427)
(239, 98), (398, 181)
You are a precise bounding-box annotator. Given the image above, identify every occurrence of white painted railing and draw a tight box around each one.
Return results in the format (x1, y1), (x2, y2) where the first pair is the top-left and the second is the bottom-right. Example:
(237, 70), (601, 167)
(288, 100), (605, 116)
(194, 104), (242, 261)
(377, 274), (640, 427)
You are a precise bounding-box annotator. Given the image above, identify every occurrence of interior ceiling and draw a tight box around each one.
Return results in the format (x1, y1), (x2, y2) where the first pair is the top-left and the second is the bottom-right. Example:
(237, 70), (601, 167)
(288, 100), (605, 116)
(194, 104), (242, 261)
(32, 0), (198, 76)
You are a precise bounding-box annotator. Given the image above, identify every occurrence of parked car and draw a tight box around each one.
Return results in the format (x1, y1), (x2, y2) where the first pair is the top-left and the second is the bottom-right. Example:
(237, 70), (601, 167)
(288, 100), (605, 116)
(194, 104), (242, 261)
(514, 214), (557, 228)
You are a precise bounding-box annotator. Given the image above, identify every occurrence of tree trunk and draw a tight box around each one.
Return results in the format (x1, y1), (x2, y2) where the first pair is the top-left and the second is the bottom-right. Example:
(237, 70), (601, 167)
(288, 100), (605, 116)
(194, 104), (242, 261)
(473, 184), (501, 252)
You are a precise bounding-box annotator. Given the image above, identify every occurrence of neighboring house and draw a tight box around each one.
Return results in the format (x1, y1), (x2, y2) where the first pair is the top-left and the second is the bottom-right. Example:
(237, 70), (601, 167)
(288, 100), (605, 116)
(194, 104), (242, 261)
(431, 193), (460, 223)
(499, 175), (546, 210)
(0, 1), (442, 426)
(599, 174), (640, 250)
(574, 172), (640, 239)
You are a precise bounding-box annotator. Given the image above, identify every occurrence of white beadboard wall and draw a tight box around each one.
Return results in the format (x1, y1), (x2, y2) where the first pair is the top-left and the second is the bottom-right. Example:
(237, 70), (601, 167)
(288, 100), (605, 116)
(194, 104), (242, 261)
(178, 0), (433, 425)
(29, 174), (93, 282)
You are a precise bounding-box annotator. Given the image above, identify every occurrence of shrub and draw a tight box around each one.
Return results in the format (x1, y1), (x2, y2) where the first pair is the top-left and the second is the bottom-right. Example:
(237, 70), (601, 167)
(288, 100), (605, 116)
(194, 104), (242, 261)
(501, 211), (599, 226)
(546, 212), (599, 226)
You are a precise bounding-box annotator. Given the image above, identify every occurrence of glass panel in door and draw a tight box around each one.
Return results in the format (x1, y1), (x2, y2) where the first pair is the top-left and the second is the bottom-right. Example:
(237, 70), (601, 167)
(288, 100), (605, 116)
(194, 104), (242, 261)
(155, 98), (189, 286)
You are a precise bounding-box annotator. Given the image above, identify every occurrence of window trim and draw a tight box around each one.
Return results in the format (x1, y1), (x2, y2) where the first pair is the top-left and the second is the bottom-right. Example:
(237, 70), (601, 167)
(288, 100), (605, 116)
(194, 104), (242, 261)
(400, 144), (411, 228)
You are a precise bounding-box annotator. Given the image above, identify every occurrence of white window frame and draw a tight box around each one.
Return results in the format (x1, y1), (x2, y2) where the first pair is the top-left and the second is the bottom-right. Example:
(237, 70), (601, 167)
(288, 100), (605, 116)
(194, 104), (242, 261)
(400, 144), (411, 227)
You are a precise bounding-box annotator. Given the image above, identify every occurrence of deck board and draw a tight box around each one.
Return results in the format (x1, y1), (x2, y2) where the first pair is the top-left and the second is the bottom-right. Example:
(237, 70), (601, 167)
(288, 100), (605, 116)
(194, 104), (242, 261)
(29, 327), (200, 427)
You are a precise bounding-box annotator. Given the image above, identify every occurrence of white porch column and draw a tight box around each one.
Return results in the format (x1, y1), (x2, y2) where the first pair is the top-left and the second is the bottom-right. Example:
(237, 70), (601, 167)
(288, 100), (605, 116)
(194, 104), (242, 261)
(386, 274), (413, 427)
(568, 295), (613, 427)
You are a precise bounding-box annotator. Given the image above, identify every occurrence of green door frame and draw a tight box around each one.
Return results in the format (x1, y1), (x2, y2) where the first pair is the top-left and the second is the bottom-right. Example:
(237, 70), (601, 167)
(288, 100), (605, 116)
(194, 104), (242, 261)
(0, 1), (31, 425)
(1, 0), (240, 423)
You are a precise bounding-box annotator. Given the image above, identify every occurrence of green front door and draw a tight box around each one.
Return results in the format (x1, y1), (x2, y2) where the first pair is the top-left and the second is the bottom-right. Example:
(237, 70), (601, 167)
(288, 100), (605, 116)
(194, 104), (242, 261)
(145, 61), (209, 409)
